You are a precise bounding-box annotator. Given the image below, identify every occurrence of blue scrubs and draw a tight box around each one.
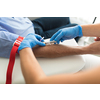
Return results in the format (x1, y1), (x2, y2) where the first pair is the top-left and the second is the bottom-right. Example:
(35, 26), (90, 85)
(0, 17), (35, 58)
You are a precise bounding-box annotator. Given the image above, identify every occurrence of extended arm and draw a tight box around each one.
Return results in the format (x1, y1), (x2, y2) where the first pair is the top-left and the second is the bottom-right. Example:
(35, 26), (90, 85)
(19, 47), (100, 84)
(50, 23), (100, 43)
(81, 23), (100, 37)
(32, 40), (100, 58)
(32, 44), (88, 58)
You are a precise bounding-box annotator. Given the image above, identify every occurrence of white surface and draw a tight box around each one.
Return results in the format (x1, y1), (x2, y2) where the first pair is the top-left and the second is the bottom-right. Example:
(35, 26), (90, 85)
(70, 17), (94, 25)
(81, 54), (100, 71)
(0, 39), (85, 84)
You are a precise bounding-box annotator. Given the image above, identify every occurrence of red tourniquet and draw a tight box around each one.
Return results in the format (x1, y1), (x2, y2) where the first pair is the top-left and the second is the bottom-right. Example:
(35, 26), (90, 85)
(6, 36), (24, 84)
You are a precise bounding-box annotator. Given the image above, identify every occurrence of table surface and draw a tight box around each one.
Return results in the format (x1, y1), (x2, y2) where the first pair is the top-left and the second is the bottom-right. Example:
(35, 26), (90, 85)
(0, 39), (85, 84)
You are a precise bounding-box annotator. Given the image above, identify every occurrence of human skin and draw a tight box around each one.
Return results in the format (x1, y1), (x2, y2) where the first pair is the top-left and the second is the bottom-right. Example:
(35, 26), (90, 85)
(32, 44), (86, 58)
(19, 46), (100, 84)
(19, 23), (100, 84)
(81, 23), (100, 37)
(32, 40), (100, 58)
(94, 37), (100, 41)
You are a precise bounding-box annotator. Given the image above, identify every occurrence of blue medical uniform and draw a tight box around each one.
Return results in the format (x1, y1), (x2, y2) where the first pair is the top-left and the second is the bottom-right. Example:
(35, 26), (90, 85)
(0, 17), (35, 58)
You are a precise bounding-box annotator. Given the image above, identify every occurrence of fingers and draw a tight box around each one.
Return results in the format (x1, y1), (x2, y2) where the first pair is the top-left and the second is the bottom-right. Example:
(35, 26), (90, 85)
(37, 41), (46, 46)
(35, 35), (45, 46)
(61, 39), (64, 42)
(50, 30), (64, 44)
(35, 34), (44, 42)
(50, 30), (61, 41)
(94, 37), (100, 41)
(54, 31), (63, 42)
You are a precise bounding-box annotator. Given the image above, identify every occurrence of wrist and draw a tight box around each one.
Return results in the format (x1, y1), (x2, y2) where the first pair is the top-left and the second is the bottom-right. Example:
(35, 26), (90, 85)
(77, 46), (90, 55)
(18, 40), (31, 52)
(67, 46), (89, 55)
(76, 25), (83, 37)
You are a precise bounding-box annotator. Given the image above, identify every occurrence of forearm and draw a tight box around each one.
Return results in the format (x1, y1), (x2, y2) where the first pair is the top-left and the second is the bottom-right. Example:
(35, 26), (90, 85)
(19, 48), (46, 84)
(35, 66), (100, 84)
(81, 23), (100, 37)
(19, 47), (100, 84)
(32, 44), (89, 58)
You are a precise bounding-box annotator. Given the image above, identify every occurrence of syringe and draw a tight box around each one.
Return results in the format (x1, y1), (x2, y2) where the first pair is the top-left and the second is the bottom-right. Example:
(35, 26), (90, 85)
(44, 41), (57, 45)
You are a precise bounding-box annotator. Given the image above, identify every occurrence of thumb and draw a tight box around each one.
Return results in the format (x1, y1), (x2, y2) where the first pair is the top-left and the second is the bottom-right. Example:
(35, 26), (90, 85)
(50, 30), (61, 41)
(37, 41), (46, 46)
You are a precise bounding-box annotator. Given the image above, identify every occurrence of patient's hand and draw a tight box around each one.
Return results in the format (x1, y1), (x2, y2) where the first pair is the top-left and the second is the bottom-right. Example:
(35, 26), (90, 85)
(86, 41), (100, 54)
(94, 37), (100, 41)
(32, 44), (85, 58)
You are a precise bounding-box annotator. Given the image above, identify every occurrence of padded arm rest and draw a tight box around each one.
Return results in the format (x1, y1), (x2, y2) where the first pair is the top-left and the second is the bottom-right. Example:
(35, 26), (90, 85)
(0, 39), (85, 84)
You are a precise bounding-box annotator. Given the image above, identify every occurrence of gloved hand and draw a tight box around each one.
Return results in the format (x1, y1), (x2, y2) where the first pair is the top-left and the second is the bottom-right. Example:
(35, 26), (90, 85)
(18, 33), (45, 51)
(50, 25), (83, 44)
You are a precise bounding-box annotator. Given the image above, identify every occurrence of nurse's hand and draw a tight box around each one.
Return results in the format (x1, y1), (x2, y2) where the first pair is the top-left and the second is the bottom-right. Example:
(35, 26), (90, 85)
(50, 25), (83, 44)
(18, 33), (45, 51)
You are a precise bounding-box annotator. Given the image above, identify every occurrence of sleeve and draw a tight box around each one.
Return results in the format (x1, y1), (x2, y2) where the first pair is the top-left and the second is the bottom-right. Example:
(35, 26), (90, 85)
(0, 26), (19, 58)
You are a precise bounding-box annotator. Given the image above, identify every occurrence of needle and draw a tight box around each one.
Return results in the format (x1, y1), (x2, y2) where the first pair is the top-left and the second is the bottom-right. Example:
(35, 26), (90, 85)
(40, 37), (44, 42)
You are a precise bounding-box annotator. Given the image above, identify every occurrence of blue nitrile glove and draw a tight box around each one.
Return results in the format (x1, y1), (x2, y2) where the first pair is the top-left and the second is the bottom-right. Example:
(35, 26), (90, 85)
(18, 33), (45, 51)
(50, 25), (83, 44)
